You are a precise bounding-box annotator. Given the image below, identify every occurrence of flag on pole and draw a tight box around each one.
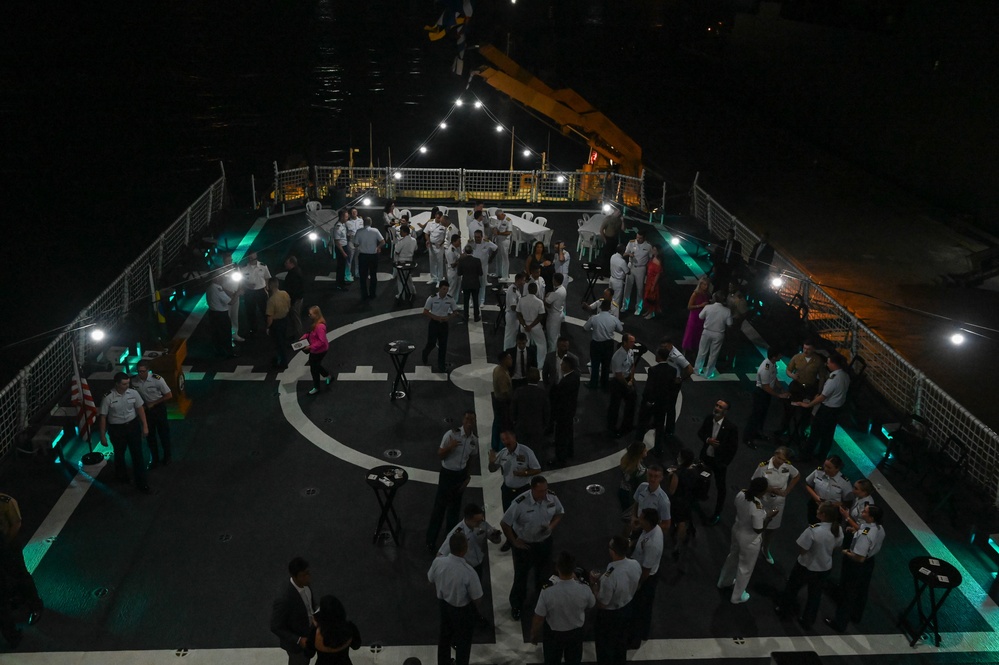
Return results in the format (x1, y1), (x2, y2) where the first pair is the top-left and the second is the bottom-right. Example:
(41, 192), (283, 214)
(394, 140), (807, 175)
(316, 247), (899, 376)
(149, 265), (166, 324)
(70, 346), (98, 442)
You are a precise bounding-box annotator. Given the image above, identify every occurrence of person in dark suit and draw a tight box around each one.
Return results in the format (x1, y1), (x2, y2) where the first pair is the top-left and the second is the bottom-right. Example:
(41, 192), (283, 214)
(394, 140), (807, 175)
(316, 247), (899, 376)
(541, 335), (579, 393)
(456, 246), (483, 322)
(710, 228), (742, 291)
(505, 332), (538, 390)
(510, 368), (550, 449)
(549, 355), (580, 467)
(635, 343), (692, 456)
(271, 557), (317, 665)
(697, 400), (739, 525)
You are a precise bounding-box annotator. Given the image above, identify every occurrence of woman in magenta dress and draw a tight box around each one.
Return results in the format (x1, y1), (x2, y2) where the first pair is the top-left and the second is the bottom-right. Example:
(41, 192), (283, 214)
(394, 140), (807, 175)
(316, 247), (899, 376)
(682, 276), (712, 360)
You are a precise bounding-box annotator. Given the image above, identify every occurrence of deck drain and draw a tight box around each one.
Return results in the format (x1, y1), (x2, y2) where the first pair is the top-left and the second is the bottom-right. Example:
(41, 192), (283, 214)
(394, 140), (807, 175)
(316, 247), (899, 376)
(175, 648), (189, 657)
(733, 637), (745, 645)
(586, 484), (605, 495)
(301, 487), (319, 496)
(219, 533), (232, 542)
(369, 642), (383, 654)
(384, 449), (402, 459)
(92, 587), (109, 598)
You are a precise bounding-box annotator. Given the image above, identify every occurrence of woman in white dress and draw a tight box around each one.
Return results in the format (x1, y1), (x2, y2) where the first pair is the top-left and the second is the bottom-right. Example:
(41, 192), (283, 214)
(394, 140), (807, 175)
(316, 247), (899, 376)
(717, 476), (779, 604)
(751, 446), (800, 564)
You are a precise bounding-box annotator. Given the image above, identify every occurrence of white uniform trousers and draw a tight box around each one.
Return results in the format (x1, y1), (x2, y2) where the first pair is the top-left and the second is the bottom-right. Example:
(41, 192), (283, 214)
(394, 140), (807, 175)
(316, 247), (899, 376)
(624, 265), (647, 312)
(525, 323), (547, 363)
(718, 527), (763, 603)
(429, 245), (444, 283)
(545, 310), (563, 351)
(609, 277), (625, 313)
(446, 268), (460, 298)
(695, 329), (726, 377)
(504, 310), (520, 349)
(495, 238), (511, 280)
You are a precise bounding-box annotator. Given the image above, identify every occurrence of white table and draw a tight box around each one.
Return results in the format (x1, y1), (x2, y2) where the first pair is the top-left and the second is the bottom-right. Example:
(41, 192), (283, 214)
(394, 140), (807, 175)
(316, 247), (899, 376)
(502, 214), (553, 255)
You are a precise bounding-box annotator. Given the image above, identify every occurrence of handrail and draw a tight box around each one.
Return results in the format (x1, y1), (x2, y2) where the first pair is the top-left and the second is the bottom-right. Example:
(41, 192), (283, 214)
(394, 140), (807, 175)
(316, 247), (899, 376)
(0, 175), (226, 461)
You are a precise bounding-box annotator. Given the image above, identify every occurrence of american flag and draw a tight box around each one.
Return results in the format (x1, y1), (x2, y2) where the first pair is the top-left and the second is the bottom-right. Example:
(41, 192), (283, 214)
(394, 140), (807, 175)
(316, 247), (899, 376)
(70, 346), (98, 441)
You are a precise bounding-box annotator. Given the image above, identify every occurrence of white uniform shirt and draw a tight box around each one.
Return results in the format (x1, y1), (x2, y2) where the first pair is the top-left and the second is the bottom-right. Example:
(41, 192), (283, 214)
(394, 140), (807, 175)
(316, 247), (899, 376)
(517, 293), (546, 325)
(207, 281), (232, 311)
(732, 490), (767, 535)
(610, 347), (635, 379)
(663, 345), (690, 379)
(424, 294), (458, 318)
(346, 216), (363, 238)
(631, 525), (664, 575)
(626, 240), (651, 268)
(131, 373), (171, 404)
(445, 245), (462, 273)
(699, 302), (733, 334)
(795, 522), (844, 572)
(584, 311), (623, 342)
(850, 522), (885, 559)
(753, 459), (799, 494)
(332, 222), (348, 247)
(535, 578), (595, 631)
(553, 250), (571, 277)
(492, 216), (512, 241)
(99, 388), (144, 424)
(848, 495), (875, 525)
(394, 235), (417, 263)
(633, 482), (671, 522)
(427, 554), (483, 607)
(505, 283), (523, 315)
(609, 253), (629, 281)
(595, 558), (642, 610)
(806, 468), (853, 503)
(439, 428), (477, 472)
(820, 370), (850, 408)
(354, 226), (384, 254)
(545, 286), (567, 317)
(494, 443), (540, 489)
(438, 519), (498, 568)
(502, 489), (564, 542)
(756, 358), (778, 390)
(242, 262), (271, 290)
(467, 217), (484, 239)
(471, 240), (496, 269)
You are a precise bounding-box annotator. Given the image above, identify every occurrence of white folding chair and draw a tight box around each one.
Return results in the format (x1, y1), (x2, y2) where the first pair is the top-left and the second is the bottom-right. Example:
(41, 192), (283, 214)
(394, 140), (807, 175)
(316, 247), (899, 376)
(522, 212), (535, 222)
(578, 230), (597, 261)
(438, 205), (449, 216)
(487, 207), (499, 218)
(581, 213), (591, 222)
(399, 209), (411, 220)
(511, 226), (527, 257)
(534, 216), (548, 227)
(306, 201), (322, 212)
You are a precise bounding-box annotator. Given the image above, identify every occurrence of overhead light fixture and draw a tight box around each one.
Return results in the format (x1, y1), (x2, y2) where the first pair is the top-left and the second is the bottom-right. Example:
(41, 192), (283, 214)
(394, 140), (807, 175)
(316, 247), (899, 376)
(362, 197), (372, 206)
(455, 99), (463, 106)
(522, 149), (531, 157)
(393, 171), (402, 180)
(670, 237), (680, 246)
(771, 276), (784, 288)
(474, 101), (483, 109)
(439, 122), (447, 129)
(90, 329), (105, 342)
(950, 332), (966, 346)
(308, 232), (318, 241)
(495, 125), (504, 132)
(602, 204), (612, 213)
(419, 146), (428, 153)
(556, 175), (566, 183)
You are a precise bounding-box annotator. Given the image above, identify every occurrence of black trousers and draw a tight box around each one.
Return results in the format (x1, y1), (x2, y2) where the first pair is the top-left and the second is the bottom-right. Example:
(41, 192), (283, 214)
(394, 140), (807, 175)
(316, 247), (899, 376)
(510, 537), (553, 611)
(208, 310), (232, 356)
(806, 405), (843, 461)
(307, 351), (330, 390)
(461, 287), (480, 320)
(438, 600), (475, 665)
(107, 419), (147, 487)
(629, 573), (659, 643)
(358, 252), (378, 297)
(607, 380), (636, 432)
(244, 288), (267, 332)
(145, 403), (171, 464)
(834, 555), (876, 628)
(423, 320), (449, 371)
(543, 624), (583, 665)
(335, 245), (348, 286)
(744, 387), (772, 444)
(426, 467), (468, 548)
(588, 340), (613, 388)
(779, 562), (830, 628)
(594, 606), (630, 665)
(701, 456), (729, 517)
(553, 417), (574, 461)
(270, 316), (289, 367)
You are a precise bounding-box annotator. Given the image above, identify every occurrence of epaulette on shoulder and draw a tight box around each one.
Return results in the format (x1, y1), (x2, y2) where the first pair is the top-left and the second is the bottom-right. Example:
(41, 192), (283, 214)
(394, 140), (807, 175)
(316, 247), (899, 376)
(515, 495), (526, 503)
(861, 527), (870, 535)
(842, 475), (850, 482)
(809, 523), (819, 528)
(547, 489), (557, 496)
(105, 390), (113, 396)
(759, 461), (767, 467)
(152, 373), (162, 380)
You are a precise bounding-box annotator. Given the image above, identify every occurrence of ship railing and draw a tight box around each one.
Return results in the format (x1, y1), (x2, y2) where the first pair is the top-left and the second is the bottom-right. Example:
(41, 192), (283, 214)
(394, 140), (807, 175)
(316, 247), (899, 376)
(275, 166), (644, 205)
(0, 174), (227, 462)
(690, 174), (999, 504)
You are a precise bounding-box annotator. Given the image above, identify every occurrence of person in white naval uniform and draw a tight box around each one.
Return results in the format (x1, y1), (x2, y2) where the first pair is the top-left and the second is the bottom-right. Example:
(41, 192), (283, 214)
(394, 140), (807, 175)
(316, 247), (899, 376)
(717, 477), (779, 603)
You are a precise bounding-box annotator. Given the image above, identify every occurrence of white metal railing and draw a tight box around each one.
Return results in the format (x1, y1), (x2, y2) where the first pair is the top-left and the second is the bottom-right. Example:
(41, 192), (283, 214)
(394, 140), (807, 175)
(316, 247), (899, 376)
(0, 175), (226, 461)
(689, 175), (999, 503)
(277, 166), (644, 206)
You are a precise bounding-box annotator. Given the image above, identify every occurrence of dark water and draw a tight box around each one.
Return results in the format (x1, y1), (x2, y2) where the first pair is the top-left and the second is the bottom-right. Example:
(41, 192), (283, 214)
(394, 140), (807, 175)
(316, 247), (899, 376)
(2, 0), (996, 378)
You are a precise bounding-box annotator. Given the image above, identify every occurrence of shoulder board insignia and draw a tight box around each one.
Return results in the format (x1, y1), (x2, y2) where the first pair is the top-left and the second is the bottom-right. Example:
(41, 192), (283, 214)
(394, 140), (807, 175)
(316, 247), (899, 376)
(861, 527), (870, 535)
(759, 461), (766, 467)
(515, 495), (526, 503)
(547, 489), (557, 496)
(604, 567), (613, 576)
(541, 580), (553, 590)
(809, 523), (819, 528)
(152, 373), (162, 380)
(0, 495), (10, 503)
(842, 475), (850, 482)
(816, 466), (823, 471)
(105, 390), (113, 396)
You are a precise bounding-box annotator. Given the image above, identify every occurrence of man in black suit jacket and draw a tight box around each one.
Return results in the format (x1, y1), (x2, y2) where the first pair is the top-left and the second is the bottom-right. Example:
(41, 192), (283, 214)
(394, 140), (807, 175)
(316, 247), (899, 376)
(270, 557), (317, 665)
(636, 342), (693, 456)
(697, 399), (739, 525)
(505, 332), (538, 390)
(549, 355), (580, 466)
(510, 368), (550, 449)
(541, 335), (579, 392)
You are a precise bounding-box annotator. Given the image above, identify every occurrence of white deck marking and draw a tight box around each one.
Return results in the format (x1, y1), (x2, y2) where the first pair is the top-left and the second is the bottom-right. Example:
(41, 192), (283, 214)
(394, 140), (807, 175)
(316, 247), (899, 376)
(335, 366), (389, 381)
(22, 463), (102, 575)
(180, 366), (207, 381)
(213, 365), (267, 381)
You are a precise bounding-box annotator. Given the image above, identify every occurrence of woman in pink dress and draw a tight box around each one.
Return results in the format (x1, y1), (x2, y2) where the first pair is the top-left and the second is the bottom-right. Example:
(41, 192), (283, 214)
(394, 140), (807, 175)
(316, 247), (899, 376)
(682, 276), (712, 360)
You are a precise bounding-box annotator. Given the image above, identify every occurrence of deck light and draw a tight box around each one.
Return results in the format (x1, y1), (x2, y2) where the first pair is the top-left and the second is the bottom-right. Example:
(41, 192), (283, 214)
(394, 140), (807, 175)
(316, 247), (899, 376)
(474, 101), (482, 109)
(440, 122), (447, 129)
(393, 171), (402, 180)
(522, 149), (531, 157)
(455, 99), (463, 106)
(495, 125), (503, 132)
(362, 197), (372, 206)
(419, 146), (428, 154)
(556, 175), (566, 183)
(90, 329), (105, 342)
(602, 204), (611, 213)
(230, 271), (242, 283)
(950, 332), (965, 346)
(670, 237), (680, 246)
(308, 232), (318, 241)
(771, 276), (784, 288)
